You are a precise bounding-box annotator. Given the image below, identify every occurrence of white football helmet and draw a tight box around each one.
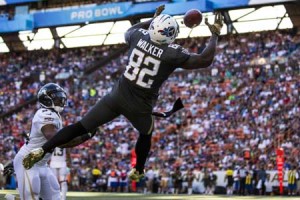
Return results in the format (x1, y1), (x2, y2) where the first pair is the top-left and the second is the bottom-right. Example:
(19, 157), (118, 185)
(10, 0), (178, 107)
(148, 14), (179, 45)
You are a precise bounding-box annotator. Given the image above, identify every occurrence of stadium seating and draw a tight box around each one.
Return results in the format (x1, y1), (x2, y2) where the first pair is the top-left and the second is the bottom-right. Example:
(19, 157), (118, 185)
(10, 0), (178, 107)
(0, 45), (120, 115)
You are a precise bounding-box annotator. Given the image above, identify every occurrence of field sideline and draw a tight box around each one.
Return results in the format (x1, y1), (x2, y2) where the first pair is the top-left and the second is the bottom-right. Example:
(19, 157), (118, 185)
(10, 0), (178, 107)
(1, 190), (300, 200)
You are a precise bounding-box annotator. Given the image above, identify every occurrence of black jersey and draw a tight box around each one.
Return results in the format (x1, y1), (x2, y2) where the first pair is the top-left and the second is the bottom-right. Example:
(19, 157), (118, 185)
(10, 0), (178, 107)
(111, 28), (190, 113)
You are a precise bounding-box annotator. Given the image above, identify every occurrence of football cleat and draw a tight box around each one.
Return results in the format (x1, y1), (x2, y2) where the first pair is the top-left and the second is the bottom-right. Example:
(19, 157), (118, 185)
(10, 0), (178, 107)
(129, 168), (144, 182)
(23, 148), (45, 170)
(4, 194), (16, 200)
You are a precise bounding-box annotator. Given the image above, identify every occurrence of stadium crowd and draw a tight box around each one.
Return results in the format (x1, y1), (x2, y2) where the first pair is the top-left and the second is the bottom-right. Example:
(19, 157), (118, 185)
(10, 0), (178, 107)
(0, 45), (119, 115)
(0, 29), (300, 195)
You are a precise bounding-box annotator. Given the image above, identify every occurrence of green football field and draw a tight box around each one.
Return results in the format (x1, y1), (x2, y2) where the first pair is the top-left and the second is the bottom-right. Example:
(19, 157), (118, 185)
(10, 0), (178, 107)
(1, 190), (300, 200)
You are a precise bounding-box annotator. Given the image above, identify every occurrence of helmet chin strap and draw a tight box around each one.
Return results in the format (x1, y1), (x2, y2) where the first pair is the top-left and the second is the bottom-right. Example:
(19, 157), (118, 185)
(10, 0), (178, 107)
(39, 98), (64, 113)
(53, 106), (64, 113)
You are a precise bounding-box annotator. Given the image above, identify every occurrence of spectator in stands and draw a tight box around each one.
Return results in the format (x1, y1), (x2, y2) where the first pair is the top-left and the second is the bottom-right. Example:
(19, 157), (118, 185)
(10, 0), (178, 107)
(78, 165), (89, 191)
(92, 166), (101, 185)
(70, 169), (79, 191)
(97, 173), (107, 192)
(202, 169), (210, 194)
(265, 174), (273, 196)
(173, 167), (182, 194)
(167, 173), (174, 194)
(160, 170), (169, 194)
(239, 164), (247, 195)
(4, 173), (16, 190)
(152, 175), (160, 194)
(288, 166), (299, 196)
(207, 169), (217, 195)
(106, 165), (120, 192)
(145, 166), (155, 193)
(185, 169), (196, 195)
(116, 138), (129, 158)
(257, 165), (267, 195)
(224, 166), (234, 195)
(119, 169), (128, 192)
(245, 171), (252, 195)
(233, 165), (240, 194)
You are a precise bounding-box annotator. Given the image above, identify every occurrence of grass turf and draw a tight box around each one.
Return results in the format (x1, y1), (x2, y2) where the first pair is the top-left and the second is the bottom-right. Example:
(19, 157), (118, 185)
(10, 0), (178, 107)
(0, 190), (297, 200)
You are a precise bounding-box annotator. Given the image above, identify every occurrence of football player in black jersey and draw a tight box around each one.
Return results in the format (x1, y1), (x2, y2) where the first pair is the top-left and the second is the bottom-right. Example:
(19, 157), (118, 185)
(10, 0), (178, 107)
(23, 5), (223, 181)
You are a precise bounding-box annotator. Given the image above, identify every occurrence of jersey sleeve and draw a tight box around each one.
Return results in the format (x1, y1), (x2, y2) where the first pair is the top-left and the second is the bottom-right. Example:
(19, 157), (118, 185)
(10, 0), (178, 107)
(125, 28), (145, 46)
(166, 44), (190, 67)
(125, 28), (139, 45)
(35, 109), (58, 132)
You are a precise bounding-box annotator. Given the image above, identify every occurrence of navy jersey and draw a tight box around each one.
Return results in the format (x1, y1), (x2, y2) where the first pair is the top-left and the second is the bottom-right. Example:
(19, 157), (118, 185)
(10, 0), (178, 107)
(110, 28), (190, 113)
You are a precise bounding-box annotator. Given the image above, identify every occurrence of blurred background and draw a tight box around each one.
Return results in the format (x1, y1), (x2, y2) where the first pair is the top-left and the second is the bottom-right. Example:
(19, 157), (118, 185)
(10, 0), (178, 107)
(0, 0), (300, 196)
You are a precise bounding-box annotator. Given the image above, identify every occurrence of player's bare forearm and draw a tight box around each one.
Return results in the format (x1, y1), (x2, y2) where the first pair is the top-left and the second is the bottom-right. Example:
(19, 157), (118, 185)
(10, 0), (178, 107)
(182, 34), (218, 69)
(42, 122), (88, 153)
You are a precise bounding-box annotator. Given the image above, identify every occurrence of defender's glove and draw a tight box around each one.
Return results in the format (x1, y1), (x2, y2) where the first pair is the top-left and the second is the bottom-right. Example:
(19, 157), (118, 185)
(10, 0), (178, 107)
(3, 161), (14, 176)
(205, 12), (223, 36)
(154, 5), (165, 18)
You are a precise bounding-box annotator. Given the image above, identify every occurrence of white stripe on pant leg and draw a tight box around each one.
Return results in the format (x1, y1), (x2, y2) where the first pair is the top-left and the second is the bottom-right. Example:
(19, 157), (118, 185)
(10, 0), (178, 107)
(24, 170), (35, 199)
(147, 116), (154, 135)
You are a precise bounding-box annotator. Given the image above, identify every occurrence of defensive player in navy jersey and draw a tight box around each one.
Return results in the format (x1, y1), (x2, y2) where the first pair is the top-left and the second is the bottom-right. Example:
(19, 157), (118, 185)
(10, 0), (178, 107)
(23, 5), (223, 181)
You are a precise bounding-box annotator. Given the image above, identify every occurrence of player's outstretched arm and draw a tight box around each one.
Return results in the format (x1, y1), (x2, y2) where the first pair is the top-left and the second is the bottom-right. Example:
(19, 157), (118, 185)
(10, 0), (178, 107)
(181, 12), (223, 69)
(125, 5), (165, 42)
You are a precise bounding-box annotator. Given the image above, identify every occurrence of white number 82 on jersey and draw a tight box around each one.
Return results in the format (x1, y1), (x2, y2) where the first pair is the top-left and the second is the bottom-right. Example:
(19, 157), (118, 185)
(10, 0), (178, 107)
(124, 48), (161, 88)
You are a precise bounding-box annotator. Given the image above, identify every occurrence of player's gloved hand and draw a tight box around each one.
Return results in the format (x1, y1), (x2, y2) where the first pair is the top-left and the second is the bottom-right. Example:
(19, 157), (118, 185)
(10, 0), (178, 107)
(3, 161), (14, 176)
(205, 12), (223, 36)
(154, 4), (165, 18)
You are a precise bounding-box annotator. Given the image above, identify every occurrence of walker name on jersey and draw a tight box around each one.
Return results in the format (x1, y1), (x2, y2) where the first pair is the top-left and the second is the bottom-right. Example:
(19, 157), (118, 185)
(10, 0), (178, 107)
(137, 39), (164, 58)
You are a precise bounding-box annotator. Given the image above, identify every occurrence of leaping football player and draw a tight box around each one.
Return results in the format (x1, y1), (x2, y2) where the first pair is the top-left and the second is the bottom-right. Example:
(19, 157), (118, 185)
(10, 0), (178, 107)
(23, 5), (223, 181)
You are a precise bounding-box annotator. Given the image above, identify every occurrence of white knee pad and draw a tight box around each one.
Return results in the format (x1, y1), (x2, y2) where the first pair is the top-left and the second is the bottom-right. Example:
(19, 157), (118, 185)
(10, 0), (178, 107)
(30, 175), (41, 196)
(42, 174), (60, 200)
(48, 174), (60, 191)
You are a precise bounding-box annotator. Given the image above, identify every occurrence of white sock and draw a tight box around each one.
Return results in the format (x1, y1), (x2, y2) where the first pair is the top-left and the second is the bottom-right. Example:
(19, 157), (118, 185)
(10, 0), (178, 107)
(61, 181), (68, 200)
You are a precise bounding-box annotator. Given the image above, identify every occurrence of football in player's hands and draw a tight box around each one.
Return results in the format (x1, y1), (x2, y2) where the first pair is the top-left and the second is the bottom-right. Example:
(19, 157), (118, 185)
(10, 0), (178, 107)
(184, 9), (202, 28)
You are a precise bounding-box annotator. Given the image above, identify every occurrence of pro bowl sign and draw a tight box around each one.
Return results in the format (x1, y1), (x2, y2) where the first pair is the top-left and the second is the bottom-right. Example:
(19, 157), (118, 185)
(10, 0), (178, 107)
(34, 2), (132, 27)
(70, 3), (132, 21)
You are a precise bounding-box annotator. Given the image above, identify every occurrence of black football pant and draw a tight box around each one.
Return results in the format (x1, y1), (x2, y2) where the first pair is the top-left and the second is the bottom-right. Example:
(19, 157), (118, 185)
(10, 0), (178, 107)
(80, 94), (154, 135)
(80, 94), (154, 174)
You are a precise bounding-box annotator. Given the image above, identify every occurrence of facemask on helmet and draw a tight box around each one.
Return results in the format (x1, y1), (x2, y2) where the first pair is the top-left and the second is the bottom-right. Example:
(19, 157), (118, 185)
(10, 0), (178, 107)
(38, 83), (67, 113)
(148, 14), (179, 45)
